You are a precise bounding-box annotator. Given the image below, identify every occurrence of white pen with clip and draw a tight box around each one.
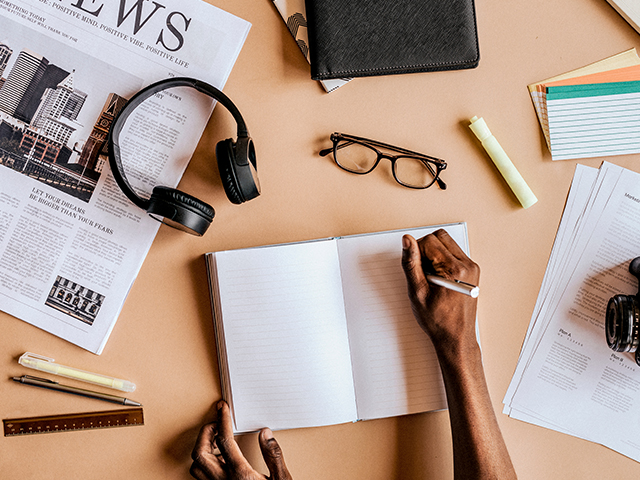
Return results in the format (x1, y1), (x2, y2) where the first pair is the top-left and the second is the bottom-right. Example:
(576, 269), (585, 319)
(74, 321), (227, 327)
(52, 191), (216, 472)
(426, 275), (480, 298)
(12, 375), (142, 407)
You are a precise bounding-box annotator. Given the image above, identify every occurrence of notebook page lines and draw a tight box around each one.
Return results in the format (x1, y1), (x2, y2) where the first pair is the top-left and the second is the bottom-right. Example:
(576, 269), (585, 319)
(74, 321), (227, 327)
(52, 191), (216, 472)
(215, 240), (357, 432)
(352, 252), (446, 417)
(335, 225), (464, 421)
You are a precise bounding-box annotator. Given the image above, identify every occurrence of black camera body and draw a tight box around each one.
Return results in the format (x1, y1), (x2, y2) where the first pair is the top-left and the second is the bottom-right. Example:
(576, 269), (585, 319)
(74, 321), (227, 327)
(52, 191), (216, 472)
(605, 257), (640, 364)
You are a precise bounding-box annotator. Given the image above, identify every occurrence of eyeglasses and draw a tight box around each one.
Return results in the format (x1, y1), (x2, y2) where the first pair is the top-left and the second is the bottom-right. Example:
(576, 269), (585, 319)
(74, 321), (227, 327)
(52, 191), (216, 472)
(319, 132), (447, 190)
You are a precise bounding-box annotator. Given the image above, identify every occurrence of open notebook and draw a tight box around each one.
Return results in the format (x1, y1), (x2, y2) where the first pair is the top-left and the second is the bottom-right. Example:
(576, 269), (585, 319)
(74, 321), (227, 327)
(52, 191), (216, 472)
(205, 223), (469, 433)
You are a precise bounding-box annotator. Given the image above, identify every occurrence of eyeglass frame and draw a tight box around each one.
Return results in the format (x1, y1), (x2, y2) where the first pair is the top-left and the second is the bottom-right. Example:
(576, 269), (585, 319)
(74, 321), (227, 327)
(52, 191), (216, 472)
(319, 132), (447, 190)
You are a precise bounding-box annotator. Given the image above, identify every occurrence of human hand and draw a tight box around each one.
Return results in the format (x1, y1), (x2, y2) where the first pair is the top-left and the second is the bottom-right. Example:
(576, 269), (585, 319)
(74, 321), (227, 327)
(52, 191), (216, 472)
(190, 401), (293, 480)
(401, 229), (480, 360)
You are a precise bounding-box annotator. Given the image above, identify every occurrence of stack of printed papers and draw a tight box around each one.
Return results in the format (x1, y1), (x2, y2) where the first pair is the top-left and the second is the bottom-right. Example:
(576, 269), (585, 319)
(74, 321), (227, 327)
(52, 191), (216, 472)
(504, 162), (640, 462)
(529, 49), (640, 160)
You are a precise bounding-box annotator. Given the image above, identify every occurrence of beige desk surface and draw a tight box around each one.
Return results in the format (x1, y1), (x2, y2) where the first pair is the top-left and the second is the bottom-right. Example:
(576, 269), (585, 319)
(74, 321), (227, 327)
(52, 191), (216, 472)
(3, 0), (640, 478)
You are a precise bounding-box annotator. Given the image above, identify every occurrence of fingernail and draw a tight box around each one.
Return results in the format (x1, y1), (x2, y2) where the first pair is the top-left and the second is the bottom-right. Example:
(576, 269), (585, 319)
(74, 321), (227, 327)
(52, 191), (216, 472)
(262, 428), (274, 440)
(216, 400), (225, 411)
(402, 235), (411, 250)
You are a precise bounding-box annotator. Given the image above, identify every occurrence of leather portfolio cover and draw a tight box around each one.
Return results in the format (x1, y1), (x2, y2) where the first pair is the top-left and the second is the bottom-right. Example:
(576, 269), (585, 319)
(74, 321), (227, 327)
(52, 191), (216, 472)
(305, 0), (480, 80)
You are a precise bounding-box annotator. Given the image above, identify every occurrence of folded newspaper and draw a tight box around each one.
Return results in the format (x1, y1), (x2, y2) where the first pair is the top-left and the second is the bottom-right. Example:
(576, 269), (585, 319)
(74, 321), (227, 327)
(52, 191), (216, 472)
(0, 0), (250, 353)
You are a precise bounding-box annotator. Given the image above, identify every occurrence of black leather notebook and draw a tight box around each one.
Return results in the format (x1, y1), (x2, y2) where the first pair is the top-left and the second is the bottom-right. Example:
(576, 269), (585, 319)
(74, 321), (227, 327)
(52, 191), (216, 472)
(305, 0), (480, 80)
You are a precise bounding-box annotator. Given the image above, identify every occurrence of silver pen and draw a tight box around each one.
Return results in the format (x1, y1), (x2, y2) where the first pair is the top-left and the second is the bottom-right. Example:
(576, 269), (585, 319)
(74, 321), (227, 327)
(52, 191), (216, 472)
(12, 375), (142, 407)
(426, 275), (480, 298)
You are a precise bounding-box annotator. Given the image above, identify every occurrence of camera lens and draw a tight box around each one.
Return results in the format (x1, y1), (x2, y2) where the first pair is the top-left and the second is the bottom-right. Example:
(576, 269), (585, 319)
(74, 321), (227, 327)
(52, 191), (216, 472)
(606, 295), (639, 353)
(605, 256), (640, 362)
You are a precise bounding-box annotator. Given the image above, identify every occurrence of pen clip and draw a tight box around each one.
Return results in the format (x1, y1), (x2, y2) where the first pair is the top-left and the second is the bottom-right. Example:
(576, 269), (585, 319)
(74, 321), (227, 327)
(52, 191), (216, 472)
(454, 279), (477, 288)
(19, 352), (55, 366)
(17, 375), (59, 384)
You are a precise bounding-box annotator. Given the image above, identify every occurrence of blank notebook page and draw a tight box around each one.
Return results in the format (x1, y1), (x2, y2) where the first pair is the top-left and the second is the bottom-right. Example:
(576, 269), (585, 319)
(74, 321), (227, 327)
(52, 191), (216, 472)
(214, 240), (357, 432)
(337, 224), (468, 420)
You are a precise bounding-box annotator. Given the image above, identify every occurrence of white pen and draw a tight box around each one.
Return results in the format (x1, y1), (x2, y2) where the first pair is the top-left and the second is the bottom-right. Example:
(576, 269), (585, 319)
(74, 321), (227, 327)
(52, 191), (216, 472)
(426, 275), (479, 298)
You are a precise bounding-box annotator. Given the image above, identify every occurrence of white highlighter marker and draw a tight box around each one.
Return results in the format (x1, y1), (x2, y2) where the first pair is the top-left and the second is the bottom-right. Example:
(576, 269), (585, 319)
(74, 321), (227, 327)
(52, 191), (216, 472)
(469, 115), (538, 209)
(18, 352), (136, 392)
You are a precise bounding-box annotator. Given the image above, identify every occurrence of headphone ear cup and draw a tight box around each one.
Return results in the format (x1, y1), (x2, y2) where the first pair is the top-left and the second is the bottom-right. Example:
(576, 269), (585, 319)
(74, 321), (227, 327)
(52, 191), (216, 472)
(154, 187), (215, 220)
(216, 138), (245, 205)
(147, 186), (215, 236)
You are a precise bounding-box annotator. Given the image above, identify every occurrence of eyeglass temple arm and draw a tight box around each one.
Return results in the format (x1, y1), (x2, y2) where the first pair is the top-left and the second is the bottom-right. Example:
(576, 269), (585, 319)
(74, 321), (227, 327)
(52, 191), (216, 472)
(323, 134), (443, 163)
(340, 134), (445, 163)
(414, 157), (447, 190)
(319, 140), (357, 157)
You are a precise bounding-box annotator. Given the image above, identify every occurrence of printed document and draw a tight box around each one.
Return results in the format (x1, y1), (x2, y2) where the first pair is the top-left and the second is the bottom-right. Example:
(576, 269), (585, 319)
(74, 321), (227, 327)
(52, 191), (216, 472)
(504, 162), (640, 461)
(0, 0), (250, 353)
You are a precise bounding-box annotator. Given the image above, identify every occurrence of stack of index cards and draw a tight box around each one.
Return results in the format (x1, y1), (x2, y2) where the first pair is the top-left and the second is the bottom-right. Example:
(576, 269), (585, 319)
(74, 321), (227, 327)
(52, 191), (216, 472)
(529, 49), (640, 161)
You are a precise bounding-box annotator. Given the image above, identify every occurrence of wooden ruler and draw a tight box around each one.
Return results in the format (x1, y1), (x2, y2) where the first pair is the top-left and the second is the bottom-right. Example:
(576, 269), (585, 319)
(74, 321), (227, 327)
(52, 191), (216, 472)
(3, 407), (144, 436)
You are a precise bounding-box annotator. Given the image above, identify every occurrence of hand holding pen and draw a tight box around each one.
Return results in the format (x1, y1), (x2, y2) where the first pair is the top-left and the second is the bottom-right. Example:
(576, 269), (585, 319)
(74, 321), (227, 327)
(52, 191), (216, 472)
(402, 230), (516, 479)
(401, 229), (480, 357)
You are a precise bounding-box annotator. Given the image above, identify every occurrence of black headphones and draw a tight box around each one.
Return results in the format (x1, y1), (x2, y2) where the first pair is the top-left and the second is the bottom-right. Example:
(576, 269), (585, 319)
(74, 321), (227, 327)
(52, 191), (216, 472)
(605, 257), (640, 363)
(107, 77), (260, 236)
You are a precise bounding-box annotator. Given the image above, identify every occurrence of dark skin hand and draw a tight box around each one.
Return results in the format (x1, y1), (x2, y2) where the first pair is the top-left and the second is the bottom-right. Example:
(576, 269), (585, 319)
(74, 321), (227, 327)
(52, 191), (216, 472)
(401, 229), (517, 480)
(401, 229), (480, 356)
(190, 401), (293, 480)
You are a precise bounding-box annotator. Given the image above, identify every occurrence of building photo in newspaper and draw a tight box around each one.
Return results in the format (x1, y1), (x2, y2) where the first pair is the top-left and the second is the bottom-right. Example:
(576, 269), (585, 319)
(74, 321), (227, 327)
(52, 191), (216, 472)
(0, 16), (141, 203)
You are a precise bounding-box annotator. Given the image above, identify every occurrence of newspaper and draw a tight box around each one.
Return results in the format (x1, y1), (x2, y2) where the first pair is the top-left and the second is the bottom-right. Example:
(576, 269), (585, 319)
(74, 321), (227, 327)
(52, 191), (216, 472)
(0, 0), (250, 353)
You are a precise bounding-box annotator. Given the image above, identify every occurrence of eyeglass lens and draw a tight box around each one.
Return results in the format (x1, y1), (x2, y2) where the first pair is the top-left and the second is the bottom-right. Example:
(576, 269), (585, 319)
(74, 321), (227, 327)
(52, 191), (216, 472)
(334, 140), (378, 173)
(393, 156), (438, 188)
